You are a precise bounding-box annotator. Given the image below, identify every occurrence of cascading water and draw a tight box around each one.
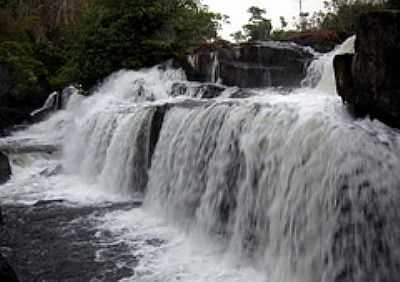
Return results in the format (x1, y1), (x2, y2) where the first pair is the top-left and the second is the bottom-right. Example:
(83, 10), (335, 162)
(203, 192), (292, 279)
(302, 35), (356, 94)
(1, 37), (400, 282)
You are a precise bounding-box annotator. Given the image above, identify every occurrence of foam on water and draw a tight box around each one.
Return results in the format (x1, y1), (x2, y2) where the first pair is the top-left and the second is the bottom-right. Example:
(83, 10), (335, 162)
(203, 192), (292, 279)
(302, 35), (356, 94)
(94, 208), (267, 282)
(2, 37), (400, 282)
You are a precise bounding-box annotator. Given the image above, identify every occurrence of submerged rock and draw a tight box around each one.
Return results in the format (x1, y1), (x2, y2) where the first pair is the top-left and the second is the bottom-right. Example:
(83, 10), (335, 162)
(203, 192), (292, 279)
(0, 152), (11, 185)
(335, 11), (400, 127)
(180, 41), (314, 88)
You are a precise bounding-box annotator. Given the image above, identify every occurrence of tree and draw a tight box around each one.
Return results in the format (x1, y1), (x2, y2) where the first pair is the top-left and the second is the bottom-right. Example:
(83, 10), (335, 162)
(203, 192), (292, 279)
(231, 30), (246, 42)
(242, 6), (272, 41)
(62, 0), (224, 87)
(248, 6), (267, 21)
(280, 16), (288, 29)
(386, 0), (400, 8)
(313, 0), (384, 34)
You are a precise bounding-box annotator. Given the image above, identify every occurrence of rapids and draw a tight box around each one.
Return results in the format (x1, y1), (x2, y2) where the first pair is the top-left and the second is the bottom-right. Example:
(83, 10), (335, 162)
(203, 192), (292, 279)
(1, 38), (400, 282)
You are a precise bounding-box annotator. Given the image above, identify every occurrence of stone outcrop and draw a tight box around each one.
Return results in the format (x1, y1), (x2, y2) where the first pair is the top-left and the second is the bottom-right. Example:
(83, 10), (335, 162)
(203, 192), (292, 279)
(0, 152), (11, 184)
(31, 86), (82, 121)
(286, 30), (343, 53)
(335, 11), (400, 128)
(334, 53), (354, 101)
(180, 41), (314, 88)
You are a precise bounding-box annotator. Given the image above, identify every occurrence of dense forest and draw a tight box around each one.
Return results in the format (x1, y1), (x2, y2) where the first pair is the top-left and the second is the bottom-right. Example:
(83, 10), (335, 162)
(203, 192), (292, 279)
(0, 0), (399, 104)
(0, 0), (222, 96)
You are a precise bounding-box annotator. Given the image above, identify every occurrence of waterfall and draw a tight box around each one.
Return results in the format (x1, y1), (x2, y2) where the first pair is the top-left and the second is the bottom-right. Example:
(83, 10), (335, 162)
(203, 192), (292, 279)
(303, 36), (356, 94)
(144, 92), (400, 281)
(62, 65), (185, 192)
(210, 52), (221, 84)
(98, 107), (156, 196)
(3, 36), (400, 282)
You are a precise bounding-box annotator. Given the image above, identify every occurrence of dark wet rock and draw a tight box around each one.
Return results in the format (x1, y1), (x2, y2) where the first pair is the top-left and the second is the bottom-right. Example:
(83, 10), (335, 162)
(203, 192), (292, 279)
(0, 205), (18, 282)
(149, 105), (168, 169)
(228, 88), (257, 99)
(0, 207), (3, 227)
(170, 82), (190, 97)
(285, 30), (343, 53)
(0, 254), (19, 282)
(170, 81), (260, 100)
(170, 82), (227, 99)
(195, 84), (226, 99)
(335, 11), (400, 128)
(30, 91), (61, 121)
(2, 202), (141, 282)
(33, 199), (67, 207)
(30, 85), (82, 121)
(0, 140), (59, 155)
(61, 86), (81, 109)
(145, 238), (165, 247)
(334, 53), (354, 103)
(0, 152), (11, 185)
(179, 41), (314, 88)
(40, 164), (63, 176)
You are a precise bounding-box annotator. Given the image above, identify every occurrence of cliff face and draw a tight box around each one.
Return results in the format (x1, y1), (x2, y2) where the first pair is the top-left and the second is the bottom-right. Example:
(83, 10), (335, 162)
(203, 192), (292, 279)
(335, 11), (400, 128)
(180, 41), (314, 88)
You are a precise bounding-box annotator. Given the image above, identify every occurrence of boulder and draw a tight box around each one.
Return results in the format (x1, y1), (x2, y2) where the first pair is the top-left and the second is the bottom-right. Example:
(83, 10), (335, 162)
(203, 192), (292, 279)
(30, 91), (61, 121)
(335, 11), (400, 127)
(286, 30), (343, 53)
(180, 41), (314, 88)
(334, 53), (354, 103)
(169, 82), (226, 99)
(0, 152), (11, 185)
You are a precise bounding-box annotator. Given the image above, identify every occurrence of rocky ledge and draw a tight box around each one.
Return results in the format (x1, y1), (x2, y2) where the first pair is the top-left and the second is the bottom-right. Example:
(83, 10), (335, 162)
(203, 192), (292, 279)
(178, 40), (314, 88)
(334, 11), (400, 128)
(0, 152), (11, 185)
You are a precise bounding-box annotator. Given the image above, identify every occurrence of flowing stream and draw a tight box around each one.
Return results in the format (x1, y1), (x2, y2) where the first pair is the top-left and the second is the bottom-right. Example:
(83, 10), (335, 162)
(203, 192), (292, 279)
(1, 38), (400, 282)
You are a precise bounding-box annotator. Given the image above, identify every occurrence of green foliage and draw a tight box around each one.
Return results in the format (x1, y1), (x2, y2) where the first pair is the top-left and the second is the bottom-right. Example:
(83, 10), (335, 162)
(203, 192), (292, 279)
(386, 0), (400, 8)
(0, 41), (47, 98)
(61, 0), (222, 87)
(232, 6), (273, 42)
(244, 6), (272, 41)
(0, 0), (223, 96)
(231, 31), (246, 43)
(279, 16), (288, 29)
(305, 0), (385, 35)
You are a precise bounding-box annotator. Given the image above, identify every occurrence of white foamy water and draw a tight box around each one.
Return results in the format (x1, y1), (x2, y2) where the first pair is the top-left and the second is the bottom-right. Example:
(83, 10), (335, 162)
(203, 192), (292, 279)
(302, 35), (356, 94)
(1, 38), (400, 282)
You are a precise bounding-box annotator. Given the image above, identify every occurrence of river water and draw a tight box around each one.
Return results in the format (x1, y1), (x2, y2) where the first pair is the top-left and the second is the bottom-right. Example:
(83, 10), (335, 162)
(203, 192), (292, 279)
(1, 37), (400, 282)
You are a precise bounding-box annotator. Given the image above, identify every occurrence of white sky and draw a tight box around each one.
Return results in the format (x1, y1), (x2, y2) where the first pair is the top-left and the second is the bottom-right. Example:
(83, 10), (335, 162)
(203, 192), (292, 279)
(202, 0), (325, 39)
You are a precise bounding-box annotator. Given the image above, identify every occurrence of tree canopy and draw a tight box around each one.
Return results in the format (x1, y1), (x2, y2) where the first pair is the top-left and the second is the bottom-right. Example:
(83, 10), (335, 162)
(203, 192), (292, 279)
(0, 0), (224, 94)
(231, 6), (272, 42)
